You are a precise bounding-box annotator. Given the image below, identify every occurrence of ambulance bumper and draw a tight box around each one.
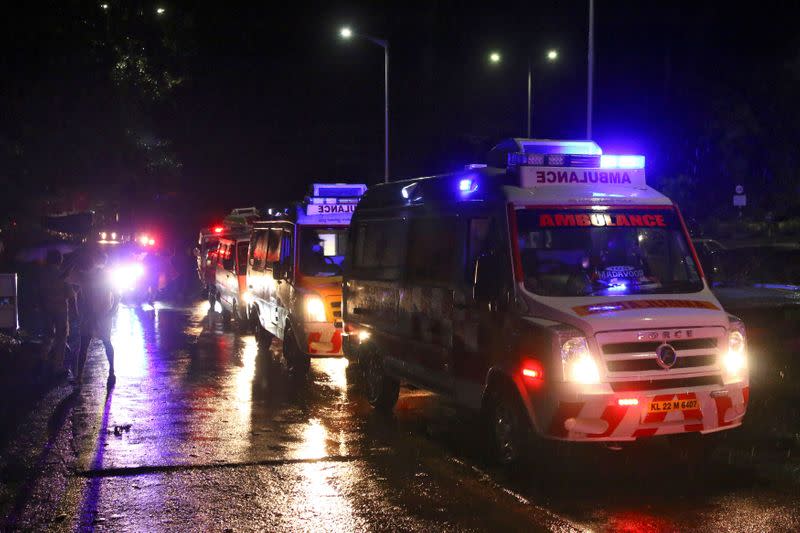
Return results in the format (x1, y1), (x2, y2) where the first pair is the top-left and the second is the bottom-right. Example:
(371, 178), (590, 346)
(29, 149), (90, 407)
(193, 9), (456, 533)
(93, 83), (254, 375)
(300, 321), (344, 357)
(536, 380), (749, 442)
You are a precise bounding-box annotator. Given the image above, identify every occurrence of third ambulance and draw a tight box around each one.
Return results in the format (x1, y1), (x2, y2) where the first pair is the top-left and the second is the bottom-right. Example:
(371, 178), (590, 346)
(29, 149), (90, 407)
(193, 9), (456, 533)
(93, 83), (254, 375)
(343, 139), (749, 465)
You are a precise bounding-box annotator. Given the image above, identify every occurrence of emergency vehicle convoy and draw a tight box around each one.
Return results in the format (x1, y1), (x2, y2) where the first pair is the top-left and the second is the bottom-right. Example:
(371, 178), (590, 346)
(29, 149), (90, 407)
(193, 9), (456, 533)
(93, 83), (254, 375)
(246, 184), (366, 373)
(342, 139), (749, 465)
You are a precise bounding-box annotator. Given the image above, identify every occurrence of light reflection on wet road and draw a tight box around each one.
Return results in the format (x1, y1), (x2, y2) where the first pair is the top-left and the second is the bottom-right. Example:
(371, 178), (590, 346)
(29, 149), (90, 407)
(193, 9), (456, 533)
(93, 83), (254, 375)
(18, 302), (800, 531)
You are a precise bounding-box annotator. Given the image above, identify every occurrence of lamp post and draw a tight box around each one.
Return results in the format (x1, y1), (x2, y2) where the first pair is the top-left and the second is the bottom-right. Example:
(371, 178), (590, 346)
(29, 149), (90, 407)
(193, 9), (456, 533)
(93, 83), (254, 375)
(340, 26), (390, 183)
(490, 48), (558, 138)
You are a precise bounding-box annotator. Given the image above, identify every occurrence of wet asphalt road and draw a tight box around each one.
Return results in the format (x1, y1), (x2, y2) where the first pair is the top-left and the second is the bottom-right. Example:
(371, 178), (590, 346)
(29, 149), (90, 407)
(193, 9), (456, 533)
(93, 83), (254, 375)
(4, 301), (800, 532)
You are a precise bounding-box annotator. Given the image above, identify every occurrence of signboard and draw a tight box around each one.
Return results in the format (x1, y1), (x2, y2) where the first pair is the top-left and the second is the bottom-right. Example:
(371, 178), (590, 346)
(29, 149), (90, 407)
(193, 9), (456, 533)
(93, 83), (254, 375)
(305, 203), (357, 216)
(521, 166), (646, 188)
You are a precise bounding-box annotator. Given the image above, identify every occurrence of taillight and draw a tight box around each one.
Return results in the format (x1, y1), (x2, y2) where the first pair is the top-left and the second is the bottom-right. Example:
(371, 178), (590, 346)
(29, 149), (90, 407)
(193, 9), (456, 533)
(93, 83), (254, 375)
(617, 398), (639, 407)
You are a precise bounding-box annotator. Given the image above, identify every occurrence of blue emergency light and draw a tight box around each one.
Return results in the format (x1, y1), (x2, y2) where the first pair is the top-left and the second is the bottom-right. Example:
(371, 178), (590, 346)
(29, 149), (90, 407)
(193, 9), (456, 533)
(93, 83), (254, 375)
(600, 155), (645, 169)
(312, 183), (367, 198)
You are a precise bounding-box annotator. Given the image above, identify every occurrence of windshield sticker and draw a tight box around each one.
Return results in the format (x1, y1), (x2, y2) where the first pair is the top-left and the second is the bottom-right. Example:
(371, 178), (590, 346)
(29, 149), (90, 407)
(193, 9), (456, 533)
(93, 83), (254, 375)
(573, 299), (720, 316)
(538, 213), (667, 228)
(599, 265), (644, 280)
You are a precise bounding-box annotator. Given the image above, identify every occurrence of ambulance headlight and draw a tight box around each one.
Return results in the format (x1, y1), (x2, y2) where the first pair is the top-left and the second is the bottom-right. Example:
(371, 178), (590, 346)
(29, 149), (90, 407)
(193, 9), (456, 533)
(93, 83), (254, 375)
(561, 336), (601, 384)
(304, 294), (327, 323)
(110, 262), (145, 292)
(722, 321), (747, 381)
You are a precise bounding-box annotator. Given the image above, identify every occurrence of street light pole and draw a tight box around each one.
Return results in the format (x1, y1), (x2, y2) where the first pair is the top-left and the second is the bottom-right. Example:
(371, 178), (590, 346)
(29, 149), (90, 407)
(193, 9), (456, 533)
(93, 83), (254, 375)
(340, 28), (390, 183)
(526, 59), (532, 138)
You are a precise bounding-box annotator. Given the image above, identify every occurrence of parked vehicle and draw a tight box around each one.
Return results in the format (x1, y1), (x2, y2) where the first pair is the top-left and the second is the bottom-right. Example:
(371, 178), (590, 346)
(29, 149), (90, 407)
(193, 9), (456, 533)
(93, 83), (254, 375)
(343, 139), (749, 465)
(247, 183), (366, 373)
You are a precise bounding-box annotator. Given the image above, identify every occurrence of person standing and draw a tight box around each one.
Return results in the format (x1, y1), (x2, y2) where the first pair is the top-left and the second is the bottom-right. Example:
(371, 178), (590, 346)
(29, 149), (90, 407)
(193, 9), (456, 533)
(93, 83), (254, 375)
(75, 251), (119, 387)
(39, 249), (75, 381)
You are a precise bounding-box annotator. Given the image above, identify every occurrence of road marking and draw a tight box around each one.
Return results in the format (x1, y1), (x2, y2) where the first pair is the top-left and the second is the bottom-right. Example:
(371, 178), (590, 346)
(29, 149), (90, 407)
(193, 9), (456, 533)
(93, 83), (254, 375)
(449, 457), (590, 532)
(77, 454), (372, 478)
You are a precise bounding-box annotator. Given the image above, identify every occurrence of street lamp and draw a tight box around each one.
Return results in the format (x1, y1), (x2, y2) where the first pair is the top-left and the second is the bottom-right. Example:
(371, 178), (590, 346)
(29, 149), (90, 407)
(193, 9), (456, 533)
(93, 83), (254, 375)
(156, 7), (165, 15)
(339, 26), (390, 183)
(490, 48), (559, 138)
(100, 3), (109, 10)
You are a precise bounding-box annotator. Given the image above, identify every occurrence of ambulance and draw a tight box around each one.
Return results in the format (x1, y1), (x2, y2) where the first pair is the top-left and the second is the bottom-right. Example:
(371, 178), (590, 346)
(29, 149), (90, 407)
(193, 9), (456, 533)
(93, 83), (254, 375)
(247, 184), (366, 374)
(343, 139), (749, 465)
(197, 208), (260, 297)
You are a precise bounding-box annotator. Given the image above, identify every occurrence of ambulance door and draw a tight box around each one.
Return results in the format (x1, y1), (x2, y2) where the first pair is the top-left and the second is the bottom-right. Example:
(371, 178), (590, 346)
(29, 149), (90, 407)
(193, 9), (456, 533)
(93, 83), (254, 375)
(455, 212), (511, 402)
(263, 228), (283, 337)
(247, 229), (269, 328)
(271, 228), (294, 341)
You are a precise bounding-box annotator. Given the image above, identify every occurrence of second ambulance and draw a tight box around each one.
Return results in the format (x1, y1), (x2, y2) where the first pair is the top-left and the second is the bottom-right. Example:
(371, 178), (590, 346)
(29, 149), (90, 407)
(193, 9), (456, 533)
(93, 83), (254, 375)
(247, 184), (366, 374)
(343, 139), (749, 464)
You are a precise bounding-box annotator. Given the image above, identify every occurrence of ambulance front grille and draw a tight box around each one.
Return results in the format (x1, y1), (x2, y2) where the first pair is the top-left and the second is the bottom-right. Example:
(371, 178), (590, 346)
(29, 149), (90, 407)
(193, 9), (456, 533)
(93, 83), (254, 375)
(610, 375), (722, 392)
(606, 353), (717, 373)
(596, 327), (725, 388)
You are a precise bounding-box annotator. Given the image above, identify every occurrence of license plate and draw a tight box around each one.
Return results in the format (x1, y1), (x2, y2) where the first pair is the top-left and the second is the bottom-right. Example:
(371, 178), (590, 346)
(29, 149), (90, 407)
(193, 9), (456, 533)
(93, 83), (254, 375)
(647, 398), (699, 413)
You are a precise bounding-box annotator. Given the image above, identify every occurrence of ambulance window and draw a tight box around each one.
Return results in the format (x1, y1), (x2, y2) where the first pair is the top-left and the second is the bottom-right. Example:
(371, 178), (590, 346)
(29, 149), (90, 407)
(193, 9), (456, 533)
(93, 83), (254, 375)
(251, 231), (268, 270)
(266, 229), (282, 264)
(277, 231), (293, 275)
(236, 242), (249, 275)
(407, 217), (458, 285)
(352, 219), (405, 280)
(466, 218), (491, 281)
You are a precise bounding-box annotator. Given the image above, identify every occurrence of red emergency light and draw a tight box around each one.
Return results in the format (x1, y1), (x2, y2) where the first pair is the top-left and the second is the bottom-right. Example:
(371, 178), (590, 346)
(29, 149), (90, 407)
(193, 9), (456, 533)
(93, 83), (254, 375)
(213, 226), (224, 234)
(521, 359), (544, 384)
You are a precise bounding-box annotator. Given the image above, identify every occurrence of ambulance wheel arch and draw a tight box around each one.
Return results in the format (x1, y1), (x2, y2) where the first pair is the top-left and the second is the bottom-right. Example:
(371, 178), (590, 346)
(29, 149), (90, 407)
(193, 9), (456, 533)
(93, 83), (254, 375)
(481, 368), (541, 435)
(481, 368), (541, 464)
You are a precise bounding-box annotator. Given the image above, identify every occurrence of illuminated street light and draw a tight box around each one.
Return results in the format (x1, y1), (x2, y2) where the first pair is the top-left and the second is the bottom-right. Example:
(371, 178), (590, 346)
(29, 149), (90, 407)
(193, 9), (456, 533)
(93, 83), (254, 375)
(337, 26), (390, 182)
(100, 3), (109, 9)
(156, 7), (165, 15)
(488, 48), (559, 137)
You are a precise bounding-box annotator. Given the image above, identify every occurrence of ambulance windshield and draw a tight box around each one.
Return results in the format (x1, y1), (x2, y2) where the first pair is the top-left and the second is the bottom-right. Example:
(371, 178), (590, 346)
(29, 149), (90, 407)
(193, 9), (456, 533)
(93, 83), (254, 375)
(299, 227), (348, 277)
(515, 207), (703, 297)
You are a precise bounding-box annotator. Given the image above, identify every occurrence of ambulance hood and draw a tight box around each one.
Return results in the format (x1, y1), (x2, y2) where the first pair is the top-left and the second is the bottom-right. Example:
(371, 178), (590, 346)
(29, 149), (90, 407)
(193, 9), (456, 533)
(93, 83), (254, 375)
(522, 287), (731, 335)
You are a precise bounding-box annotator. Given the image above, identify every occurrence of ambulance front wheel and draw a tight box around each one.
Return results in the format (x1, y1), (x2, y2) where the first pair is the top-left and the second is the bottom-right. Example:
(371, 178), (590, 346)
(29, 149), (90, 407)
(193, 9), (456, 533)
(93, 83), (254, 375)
(283, 324), (310, 376)
(486, 384), (533, 467)
(363, 349), (399, 412)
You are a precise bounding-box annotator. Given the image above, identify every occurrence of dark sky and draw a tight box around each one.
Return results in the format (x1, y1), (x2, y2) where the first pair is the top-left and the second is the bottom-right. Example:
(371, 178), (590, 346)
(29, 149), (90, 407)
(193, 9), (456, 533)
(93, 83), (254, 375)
(3, 1), (800, 225)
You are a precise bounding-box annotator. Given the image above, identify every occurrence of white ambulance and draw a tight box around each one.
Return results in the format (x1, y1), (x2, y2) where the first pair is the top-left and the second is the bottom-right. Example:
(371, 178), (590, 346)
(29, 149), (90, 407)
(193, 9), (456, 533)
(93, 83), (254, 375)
(247, 184), (366, 374)
(343, 139), (749, 464)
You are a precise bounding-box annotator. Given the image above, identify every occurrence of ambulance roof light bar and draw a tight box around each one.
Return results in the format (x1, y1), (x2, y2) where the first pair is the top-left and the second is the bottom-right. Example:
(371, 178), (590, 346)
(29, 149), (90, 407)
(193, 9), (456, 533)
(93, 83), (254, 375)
(311, 183), (367, 198)
(600, 155), (645, 169)
(515, 139), (602, 156)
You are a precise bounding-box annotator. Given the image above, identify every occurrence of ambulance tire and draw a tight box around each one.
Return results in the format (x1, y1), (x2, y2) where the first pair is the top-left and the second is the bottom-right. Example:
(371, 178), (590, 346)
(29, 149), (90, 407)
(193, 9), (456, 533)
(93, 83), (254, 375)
(486, 384), (533, 468)
(283, 324), (310, 376)
(232, 302), (250, 332)
(363, 349), (399, 412)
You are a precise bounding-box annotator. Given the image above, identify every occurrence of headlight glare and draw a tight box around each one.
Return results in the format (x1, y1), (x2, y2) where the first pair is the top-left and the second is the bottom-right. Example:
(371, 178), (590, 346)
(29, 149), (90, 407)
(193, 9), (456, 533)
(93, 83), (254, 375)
(561, 336), (600, 384)
(723, 327), (747, 380)
(304, 295), (326, 322)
